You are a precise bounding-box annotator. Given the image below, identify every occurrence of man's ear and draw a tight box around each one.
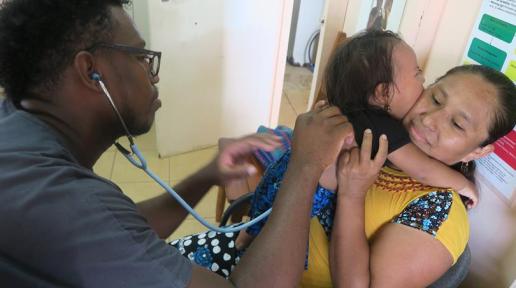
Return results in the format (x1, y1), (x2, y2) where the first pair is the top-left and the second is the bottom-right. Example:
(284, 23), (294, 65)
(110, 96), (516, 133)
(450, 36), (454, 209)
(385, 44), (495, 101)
(73, 51), (100, 91)
(461, 144), (494, 162)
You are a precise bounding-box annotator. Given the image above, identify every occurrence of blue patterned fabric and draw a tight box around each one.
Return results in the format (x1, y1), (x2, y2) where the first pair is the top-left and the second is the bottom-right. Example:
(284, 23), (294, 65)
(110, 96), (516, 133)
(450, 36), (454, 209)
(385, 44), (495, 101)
(247, 149), (336, 237)
(193, 246), (213, 268)
(393, 191), (453, 236)
(253, 126), (293, 168)
(246, 149), (336, 268)
(170, 225), (244, 278)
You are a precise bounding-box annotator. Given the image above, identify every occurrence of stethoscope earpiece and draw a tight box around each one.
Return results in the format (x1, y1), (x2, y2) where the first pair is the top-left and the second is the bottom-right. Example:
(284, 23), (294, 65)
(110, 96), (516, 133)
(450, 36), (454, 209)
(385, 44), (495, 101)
(90, 72), (101, 82)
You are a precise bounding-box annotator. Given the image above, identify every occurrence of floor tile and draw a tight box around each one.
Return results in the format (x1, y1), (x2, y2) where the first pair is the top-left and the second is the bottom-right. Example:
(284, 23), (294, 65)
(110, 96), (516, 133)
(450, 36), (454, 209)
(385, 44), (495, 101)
(184, 187), (219, 221)
(117, 132), (157, 151)
(93, 151), (115, 179)
(111, 150), (170, 183)
(170, 147), (218, 183)
(117, 180), (220, 224)
(109, 124), (157, 152)
(168, 218), (218, 241)
(278, 95), (297, 128)
(117, 181), (167, 203)
(278, 63), (312, 123)
(284, 65), (312, 90)
(287, 89), (310, 115)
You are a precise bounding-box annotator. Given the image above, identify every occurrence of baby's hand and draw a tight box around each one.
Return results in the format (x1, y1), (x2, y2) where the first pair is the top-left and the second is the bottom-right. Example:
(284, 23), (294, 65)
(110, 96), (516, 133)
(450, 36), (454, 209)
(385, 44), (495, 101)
(457, 180), (479, 209)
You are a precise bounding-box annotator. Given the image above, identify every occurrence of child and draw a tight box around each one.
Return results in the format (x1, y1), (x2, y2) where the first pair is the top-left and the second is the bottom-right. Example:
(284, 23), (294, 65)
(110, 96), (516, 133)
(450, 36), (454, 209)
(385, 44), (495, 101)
(322, 30), (478, 199)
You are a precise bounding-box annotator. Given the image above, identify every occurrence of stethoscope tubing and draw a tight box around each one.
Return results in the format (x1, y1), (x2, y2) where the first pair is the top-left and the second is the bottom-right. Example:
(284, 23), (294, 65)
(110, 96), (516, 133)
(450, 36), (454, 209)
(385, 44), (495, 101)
(94, 74), (272, 233)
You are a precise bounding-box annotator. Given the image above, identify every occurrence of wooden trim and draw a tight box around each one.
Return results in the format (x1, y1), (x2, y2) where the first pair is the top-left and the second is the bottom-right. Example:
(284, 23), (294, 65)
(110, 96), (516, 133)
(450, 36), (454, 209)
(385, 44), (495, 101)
(311, 31), (347, 110)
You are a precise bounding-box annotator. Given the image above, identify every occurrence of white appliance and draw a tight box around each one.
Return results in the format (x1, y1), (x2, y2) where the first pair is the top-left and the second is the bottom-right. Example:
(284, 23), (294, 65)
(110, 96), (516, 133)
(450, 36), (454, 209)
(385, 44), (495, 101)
(287, 0), (326, 67)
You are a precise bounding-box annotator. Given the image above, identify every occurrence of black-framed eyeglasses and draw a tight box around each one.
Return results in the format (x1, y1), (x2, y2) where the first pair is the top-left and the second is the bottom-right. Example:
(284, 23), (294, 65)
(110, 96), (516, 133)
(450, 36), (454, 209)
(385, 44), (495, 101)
(88, 43), (162, 78)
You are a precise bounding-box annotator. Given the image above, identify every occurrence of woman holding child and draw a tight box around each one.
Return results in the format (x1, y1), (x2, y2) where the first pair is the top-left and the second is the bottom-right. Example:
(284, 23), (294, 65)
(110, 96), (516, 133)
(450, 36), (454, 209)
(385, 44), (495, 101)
(172, 30), (516, 287)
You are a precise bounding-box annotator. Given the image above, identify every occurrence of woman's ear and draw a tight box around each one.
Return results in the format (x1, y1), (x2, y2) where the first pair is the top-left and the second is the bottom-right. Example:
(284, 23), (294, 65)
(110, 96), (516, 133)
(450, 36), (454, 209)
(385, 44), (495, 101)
(461, 144), (495, 162)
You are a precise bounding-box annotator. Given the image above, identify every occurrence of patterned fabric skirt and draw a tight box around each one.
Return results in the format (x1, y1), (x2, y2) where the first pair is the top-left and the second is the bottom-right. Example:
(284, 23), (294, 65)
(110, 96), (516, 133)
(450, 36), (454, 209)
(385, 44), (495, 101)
(169, 228), (242, 278)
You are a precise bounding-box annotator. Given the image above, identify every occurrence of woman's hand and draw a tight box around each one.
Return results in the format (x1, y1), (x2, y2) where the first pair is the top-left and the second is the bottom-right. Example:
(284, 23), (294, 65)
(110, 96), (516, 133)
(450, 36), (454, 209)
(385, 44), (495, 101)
(336, 129), (388, 199)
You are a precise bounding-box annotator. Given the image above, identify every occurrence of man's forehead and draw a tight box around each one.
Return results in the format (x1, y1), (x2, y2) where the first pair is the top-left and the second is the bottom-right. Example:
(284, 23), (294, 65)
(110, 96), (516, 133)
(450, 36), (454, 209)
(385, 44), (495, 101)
(109, 6), (145, 47)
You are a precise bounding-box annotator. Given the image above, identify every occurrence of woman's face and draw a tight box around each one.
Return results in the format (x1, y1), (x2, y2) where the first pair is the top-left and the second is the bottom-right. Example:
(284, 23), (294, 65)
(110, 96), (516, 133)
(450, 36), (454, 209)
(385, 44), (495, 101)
(403, 72), (498, 165)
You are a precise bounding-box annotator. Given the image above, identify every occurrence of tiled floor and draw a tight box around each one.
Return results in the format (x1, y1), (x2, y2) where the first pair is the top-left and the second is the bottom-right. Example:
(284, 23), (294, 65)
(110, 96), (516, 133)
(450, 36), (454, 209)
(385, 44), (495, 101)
(93, 63), (312, 241)
(278, 64), (313, 127)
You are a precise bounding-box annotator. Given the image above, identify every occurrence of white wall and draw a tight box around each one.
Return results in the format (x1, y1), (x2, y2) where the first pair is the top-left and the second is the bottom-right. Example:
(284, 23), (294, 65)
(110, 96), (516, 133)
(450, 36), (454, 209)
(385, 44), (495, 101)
(131, 1), (151, 45)
(422, 0), (483, 84)
(398, 0), (447, 69)
(146, 0), (293, 156)
(463, 176), (516, 287)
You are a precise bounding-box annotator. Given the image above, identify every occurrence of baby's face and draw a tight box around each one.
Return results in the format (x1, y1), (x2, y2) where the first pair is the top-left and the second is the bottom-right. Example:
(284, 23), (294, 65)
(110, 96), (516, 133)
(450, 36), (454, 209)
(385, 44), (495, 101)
(389, 42), (425, 120)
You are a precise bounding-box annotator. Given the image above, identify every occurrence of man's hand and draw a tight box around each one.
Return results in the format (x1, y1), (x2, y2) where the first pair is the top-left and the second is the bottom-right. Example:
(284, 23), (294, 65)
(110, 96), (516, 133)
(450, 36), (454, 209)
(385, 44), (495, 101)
(336, 129), (388, 199)
(291, 101), (354, 171)
(206, 133), (282, 185)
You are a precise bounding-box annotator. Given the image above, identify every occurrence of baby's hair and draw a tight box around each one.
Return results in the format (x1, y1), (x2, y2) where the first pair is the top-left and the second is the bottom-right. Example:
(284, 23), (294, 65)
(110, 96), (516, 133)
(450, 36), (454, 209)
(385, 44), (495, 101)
(325, 30), (402, 114)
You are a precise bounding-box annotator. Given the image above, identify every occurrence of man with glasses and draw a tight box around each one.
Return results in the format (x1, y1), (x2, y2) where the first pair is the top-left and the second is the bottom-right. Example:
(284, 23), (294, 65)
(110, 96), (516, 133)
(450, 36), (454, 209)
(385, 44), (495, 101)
(88, 43), (162, 78)
(0, 0), (353, 287)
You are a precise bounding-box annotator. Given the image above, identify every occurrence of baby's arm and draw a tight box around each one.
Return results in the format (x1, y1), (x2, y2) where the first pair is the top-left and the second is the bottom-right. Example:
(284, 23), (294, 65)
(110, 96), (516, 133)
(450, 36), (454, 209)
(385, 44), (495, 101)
(388, 143), (478, 208)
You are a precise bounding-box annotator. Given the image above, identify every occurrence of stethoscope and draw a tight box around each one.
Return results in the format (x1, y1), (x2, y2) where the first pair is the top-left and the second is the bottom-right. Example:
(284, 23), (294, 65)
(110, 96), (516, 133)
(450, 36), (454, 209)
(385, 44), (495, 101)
(91, 72), (272, 233)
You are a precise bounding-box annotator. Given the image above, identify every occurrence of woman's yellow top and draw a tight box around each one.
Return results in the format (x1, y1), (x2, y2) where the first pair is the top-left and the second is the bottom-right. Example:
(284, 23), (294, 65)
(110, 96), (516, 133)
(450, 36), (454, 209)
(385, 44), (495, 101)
(300, 166), (470, 287)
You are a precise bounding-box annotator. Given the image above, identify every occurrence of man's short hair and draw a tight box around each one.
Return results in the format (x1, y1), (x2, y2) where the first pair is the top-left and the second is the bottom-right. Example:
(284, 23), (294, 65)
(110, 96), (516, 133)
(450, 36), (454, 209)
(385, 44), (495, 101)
(0, 0), (131, 102)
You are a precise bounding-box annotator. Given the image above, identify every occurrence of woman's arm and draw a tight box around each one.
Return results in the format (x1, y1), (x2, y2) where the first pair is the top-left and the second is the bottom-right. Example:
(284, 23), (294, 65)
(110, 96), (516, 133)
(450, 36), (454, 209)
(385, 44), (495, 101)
(331, 132), (454, 287)
(331, 129), (388, 288)
(330, 190), (369, 287)
(368, 223), (453, 287)
(388, 143), (478, 207)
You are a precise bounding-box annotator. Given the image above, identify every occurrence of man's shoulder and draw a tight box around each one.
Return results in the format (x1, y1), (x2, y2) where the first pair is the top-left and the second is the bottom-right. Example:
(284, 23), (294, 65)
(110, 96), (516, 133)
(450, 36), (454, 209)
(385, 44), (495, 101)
(0, 137), (118, 190)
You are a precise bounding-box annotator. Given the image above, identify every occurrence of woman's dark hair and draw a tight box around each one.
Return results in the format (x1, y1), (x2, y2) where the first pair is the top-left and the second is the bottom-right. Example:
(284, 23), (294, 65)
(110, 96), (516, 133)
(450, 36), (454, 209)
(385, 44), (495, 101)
(325, 30), (402, 114)
(437, 65), (516, 147)
(0, 0), (131, 102)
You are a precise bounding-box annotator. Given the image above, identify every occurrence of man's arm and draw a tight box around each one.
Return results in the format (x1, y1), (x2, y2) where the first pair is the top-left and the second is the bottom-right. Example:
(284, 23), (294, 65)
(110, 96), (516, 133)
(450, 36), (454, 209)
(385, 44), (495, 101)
(230, 158), (324, 286)
(136, 134), (282, 239)
(135, 164), (217, 239)
(228, 103), (354, 287)
(187, 161), (325, 288)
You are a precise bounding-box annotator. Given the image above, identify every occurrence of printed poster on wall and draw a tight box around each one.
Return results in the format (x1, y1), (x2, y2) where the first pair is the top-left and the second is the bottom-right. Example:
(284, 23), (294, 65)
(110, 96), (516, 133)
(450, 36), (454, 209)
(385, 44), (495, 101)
(461, 0), (515, 204)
